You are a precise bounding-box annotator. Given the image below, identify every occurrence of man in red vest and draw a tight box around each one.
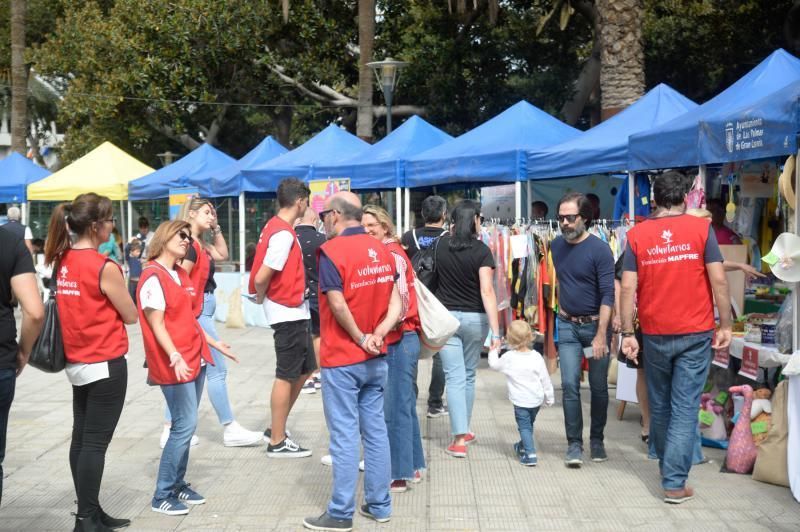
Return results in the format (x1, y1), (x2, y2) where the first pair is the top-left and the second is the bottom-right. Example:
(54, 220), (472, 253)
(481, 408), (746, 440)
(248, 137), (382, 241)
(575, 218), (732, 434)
(620, 171), (732, 505)
(252, 178), (316, 458)
(302, 191), (401, 531)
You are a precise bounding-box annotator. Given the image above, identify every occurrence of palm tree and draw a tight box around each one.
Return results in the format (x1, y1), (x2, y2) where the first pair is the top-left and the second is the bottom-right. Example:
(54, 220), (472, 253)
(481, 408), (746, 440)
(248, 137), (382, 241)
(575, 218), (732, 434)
(597, 0), (644, 119)
(356, 0), (375, 141)
(11, 0), (27, 155)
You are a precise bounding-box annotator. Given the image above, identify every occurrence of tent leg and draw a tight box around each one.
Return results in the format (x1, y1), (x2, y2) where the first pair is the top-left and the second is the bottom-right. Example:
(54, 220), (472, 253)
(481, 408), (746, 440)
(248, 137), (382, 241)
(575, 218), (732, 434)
(526, 181), (532, 219)
(227, 197), (233, 262)
(404, 188), (410, 232)
(21, 202), (27, 225)
(239, 192), (246, 287)
(628, 171), (635, 222)
(119, 200), (127, 267)
(395, 187), (402, 234)
(127, 200), (133, 242)
(794, 150), (800, 353)
(514, 181), (522, 221)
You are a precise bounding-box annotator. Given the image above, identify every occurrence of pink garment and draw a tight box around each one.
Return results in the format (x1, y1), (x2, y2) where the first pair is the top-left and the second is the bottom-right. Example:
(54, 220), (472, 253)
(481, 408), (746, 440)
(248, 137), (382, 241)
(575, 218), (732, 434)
(714, 224), (741, 245)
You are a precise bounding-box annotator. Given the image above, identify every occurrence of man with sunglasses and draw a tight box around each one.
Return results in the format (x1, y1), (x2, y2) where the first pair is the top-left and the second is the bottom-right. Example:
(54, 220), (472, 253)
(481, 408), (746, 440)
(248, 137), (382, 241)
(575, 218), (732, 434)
(551, 192), (615, 468)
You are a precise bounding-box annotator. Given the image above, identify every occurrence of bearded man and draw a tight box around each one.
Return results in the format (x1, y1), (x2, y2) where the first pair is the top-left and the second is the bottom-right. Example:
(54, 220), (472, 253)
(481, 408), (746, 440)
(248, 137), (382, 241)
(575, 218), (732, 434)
(551, 192), (615, 468)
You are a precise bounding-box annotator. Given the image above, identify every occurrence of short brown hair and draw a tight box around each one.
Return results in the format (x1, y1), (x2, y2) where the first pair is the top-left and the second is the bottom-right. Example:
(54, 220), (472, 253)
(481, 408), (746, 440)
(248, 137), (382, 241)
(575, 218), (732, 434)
(147, 220), (191, 261)
(506, 320), (534, 351)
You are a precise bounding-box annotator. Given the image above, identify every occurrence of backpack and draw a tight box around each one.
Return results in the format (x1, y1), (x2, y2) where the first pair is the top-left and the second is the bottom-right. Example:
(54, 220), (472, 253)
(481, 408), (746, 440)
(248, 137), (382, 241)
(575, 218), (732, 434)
(410, 228), (446, 292)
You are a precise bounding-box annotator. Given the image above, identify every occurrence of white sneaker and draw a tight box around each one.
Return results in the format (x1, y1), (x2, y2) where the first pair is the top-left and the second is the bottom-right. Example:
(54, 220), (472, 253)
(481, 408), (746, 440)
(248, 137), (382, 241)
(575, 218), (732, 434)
(223, 421), (263, 447)
(159, 426), (199, 449)
(320, 454), (364, 471)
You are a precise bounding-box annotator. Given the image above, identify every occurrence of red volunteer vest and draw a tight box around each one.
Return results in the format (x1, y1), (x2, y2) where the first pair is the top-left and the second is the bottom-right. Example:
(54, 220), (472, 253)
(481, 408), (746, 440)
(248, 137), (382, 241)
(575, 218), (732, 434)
(137, 262), (213, 385)
(248, 216), (306, 306)
(186, 239), (210, 318)
(318, 233), (396, 368)
(384, 241), (420, 345)
(56, 249), (128, 364)
(627, 214), (716, 335)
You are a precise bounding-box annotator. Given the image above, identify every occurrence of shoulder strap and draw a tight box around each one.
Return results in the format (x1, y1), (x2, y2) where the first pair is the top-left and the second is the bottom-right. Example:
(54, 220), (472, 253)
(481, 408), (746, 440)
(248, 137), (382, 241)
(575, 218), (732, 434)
(412, 228), (420, 250)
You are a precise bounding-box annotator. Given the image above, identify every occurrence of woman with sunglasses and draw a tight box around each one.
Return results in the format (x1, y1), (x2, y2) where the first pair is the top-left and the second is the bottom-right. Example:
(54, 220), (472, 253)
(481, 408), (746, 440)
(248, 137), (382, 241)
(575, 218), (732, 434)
(433, 200), (501, 458)
(153, 198), (261, 449)
(138, 221), (238, 516)
(45, 193), (138, 532)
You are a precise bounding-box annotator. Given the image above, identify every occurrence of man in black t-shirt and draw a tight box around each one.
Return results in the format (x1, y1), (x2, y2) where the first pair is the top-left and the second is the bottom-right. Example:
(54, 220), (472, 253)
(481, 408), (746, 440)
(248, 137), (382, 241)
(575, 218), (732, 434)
(400, 195), (449, 418)
(0, 227), (44, 506)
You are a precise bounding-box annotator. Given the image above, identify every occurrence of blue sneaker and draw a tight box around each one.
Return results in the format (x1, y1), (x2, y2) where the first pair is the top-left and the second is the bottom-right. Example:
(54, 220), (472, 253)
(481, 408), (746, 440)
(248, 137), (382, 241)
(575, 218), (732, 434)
(175, 484), (206, 505)
(151, 497), (189, 516)
(565, 442), (583, 468)
(520, 453), (538, 467)
(513, 441), (525, 458)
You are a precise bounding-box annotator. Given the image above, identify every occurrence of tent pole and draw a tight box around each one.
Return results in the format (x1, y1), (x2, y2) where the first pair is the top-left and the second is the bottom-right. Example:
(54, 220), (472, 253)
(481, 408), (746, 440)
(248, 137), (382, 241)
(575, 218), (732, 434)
(119, 200), (127, 267)
(515, 181), (522, 221)
(127, 200), (133, 242)
(526, 180), (532, 218)
(794, 150), (800, 353)
(239, 192), (246, 286)
(395, 186), (402, 234)
(628, 172), (635, 222)
(404, 188), (410, 232)
(227, 197), (233, 264)
(21, 202), (27, 225)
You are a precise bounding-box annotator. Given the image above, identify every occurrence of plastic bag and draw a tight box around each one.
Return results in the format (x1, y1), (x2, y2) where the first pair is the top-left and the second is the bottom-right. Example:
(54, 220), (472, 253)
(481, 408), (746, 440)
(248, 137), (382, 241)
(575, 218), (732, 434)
(226, 287), (246, 329)
(776, 296), (792, 354)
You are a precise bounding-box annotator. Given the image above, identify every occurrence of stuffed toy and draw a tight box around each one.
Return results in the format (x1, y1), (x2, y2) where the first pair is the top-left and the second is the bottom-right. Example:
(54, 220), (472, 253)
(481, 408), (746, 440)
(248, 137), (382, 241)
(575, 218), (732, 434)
(699, 393), (727, 441)
(726, 385), (758, 474)
(750, 388), (772, 446)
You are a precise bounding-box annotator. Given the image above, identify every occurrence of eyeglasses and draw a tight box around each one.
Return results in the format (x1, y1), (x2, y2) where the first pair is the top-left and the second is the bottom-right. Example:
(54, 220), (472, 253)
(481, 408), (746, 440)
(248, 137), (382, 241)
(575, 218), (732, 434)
(177, 231), (192, 242)
(102, 217), (117, 225)
(557, 214), (579, 223)
(319, 209), (337, 220)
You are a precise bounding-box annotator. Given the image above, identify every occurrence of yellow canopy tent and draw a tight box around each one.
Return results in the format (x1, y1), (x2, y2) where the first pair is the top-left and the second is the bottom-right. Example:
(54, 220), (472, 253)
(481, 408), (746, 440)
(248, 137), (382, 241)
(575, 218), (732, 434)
(27, 141), (154, 201)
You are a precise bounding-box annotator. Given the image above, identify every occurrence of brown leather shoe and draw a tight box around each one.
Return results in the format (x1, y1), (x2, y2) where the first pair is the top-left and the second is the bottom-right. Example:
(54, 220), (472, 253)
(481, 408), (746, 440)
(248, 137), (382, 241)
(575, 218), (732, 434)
(664, 486), (694, 504)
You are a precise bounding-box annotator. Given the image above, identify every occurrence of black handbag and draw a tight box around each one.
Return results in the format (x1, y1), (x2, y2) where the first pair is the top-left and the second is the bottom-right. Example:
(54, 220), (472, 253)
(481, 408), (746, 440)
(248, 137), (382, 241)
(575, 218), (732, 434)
(28, 288), (66, 373)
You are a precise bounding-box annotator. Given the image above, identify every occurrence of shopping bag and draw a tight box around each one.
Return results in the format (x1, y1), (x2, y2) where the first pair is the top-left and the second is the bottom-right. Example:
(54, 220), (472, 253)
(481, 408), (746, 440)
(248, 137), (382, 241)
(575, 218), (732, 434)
(226, 287), (246, 329)
(28, 290), (66, 373)
(752, 380), (789, 487)
(414, 277), (459, 359)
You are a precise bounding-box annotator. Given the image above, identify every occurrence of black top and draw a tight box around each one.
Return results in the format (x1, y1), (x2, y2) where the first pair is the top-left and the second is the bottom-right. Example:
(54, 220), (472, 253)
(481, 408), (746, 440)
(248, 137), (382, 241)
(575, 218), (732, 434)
(434, 235), (495, 313)
(1, 220), (26, 241)
(400, 226), (447, 260)
(185, 244), (216, 293)
(295, 224), (327, 307)
(0, 227), (36, 370)
(550, 234), (615, 316)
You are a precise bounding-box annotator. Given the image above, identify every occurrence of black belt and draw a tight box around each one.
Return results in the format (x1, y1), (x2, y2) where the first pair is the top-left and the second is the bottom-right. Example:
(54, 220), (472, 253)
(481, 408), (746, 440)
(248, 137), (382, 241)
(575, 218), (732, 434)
(558, 311), (600, 324)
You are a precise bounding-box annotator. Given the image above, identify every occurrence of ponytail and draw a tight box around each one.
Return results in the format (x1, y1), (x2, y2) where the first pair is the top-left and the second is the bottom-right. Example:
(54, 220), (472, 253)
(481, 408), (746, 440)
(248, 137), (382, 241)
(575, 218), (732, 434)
(43, 192), (113, 266)
(44, 202), (71, 266)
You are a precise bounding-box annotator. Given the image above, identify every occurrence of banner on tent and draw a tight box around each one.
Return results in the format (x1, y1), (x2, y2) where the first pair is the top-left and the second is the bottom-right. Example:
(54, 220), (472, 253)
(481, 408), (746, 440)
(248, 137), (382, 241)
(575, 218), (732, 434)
(169, 187), (199, 220)
(309, 179), (350, 213)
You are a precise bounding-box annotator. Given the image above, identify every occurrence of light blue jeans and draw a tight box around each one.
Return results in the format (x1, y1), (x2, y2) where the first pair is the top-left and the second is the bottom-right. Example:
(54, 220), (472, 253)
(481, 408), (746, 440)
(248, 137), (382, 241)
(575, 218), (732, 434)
(385, 332), (425, 480)
(643, 331), (713, 491)
(439, 311), (489, 436)
(166, 292), (233, 425)
(322, 357), (391, 521)
(155, 366), (206, 501)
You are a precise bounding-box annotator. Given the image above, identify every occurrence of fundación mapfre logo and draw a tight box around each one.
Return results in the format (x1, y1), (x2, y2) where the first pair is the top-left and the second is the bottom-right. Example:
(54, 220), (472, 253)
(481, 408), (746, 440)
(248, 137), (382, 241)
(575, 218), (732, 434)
(725, 122), (734, 153)
(661, 229), (673, 245)
(368, 248), (379, 263)
(60, 265), (69, 278)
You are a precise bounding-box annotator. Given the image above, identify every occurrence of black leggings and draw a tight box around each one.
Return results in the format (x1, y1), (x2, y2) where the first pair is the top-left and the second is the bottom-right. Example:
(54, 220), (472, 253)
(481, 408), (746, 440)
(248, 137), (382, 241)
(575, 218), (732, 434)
(70, 357), (127, 516)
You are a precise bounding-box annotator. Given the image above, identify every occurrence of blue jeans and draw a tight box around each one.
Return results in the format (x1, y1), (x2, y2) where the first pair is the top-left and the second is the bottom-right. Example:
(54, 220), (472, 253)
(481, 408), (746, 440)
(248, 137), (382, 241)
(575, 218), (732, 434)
(0, 368), (15, 508)
(155, 366), (206, 501)
(166, 292), (233, 425)
(557, 318), (610, 446)
(439, 311), (489, 436)
(514, 405), (540, 456)
(385, 332), (425, 480)
(322, 357), (391, 521)
(643, 331), (713, 491)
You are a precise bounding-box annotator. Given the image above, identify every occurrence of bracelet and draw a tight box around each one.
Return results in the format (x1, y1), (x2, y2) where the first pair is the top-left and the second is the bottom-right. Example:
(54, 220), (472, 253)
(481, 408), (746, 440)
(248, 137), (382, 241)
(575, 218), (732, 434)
(358, 334), (368, 346)
(491, 334), (502, 340)
(621, 331), (636, 338)
(169, 351), (181, 360)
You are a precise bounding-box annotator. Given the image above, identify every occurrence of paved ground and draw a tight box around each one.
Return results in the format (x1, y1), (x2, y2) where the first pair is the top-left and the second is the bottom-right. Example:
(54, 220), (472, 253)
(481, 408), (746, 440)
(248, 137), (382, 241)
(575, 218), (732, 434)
(3, 322), (799, 531)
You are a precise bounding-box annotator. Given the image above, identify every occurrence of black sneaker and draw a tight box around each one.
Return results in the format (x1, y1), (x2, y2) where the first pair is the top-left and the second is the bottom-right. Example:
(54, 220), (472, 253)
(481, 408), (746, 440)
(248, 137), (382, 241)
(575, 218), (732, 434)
(358, 504), (390, 523)
(565, 442), (583, 468)
(590, 441), (608, 462)
(303, 512), (353, 531)
(426, 405), (448, 418)
(267, 437), (312, 458)
(262, 427), (292, 443)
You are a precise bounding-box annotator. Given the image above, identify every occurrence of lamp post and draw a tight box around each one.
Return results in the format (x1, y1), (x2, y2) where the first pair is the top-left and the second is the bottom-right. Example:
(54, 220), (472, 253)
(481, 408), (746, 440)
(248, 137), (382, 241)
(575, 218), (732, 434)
(367, 57), (408, 134)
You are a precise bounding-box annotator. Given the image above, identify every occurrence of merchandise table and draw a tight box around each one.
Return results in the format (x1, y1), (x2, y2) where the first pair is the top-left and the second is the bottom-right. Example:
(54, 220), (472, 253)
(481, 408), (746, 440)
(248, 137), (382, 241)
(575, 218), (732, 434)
(728, 337), (792, 368)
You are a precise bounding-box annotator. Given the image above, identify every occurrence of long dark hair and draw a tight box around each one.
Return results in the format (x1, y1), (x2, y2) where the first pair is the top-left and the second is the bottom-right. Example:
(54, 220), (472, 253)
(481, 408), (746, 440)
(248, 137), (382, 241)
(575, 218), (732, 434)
(44, 193), (113, 266)
(449, 200), (481, 251)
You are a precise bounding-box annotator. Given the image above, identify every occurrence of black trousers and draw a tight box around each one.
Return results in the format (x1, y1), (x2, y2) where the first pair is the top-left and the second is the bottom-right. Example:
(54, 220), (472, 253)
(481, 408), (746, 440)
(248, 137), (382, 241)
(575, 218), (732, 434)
(70, 357), (127, 516)
(0, 367), (16, 508)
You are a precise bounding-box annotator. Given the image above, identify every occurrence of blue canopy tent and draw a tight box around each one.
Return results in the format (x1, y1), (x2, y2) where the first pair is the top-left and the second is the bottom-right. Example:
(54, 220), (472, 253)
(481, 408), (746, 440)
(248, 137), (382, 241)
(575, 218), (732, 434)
(628, 49), (800, 170)
(314, 116), (453, 230)
(406, 101), (580, 218)
(0, 152), (51, 225)
(525, 83), (697, 220)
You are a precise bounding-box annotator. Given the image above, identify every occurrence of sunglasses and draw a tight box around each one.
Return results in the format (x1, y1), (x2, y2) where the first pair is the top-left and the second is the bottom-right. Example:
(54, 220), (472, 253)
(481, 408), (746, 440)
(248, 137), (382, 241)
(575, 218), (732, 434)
(557, 214), (579, 223)
(319, 209), (337, 220)
(177, 231), (192, 242)
(101, 217), (117, 225)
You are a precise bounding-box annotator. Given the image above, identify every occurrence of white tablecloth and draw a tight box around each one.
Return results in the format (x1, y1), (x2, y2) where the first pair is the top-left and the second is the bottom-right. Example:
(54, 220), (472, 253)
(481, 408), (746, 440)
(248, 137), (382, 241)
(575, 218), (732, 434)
(729, 337), (792, 368)
(212, 272), (269, 328)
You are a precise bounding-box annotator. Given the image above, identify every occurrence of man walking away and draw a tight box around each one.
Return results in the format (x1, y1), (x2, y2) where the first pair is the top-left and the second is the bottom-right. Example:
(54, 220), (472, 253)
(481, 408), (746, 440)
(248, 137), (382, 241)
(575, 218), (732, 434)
(253, 178), (316, 458)
(2, 207), (33, 255)
(400, 195), (448, 418)
(621, 171), (732, 504)
(303, 191), (402, 531)
(551, 192), (615, 468)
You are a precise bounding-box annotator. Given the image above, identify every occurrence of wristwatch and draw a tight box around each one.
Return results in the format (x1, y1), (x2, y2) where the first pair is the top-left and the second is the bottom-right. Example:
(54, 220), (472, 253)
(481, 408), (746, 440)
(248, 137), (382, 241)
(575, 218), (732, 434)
(621, 331), (636, 338)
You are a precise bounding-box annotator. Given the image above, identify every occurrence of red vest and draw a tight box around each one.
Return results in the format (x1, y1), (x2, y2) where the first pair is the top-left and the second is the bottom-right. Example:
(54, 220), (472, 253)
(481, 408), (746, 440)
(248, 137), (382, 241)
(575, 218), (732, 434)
(318, 232), (396, 368)
(137, 262), (213, 385)
(248, 216), (306, 306)
(56, 249), (129, 364)
(186, 239), (210, 318)
(627, 214), (716, 335)
(384, 241), (420, 345)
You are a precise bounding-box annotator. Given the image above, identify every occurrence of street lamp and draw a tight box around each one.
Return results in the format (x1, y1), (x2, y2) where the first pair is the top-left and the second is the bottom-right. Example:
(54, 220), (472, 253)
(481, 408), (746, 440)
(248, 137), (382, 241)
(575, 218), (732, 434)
(367, 57), (408, 134)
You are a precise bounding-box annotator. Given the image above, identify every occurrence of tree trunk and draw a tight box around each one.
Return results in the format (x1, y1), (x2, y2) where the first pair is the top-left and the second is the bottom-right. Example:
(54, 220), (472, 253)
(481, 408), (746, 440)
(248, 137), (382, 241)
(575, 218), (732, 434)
(597, 0), (645, 121)
(10, 0), (28, 155)
(356, 0), (375, 142)
(272, 106), (293, 147)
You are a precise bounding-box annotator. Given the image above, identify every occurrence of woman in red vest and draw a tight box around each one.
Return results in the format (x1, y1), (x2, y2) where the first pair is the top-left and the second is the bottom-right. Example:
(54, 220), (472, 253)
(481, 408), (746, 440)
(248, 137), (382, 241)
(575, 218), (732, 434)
(362, 205), (425, 493)
(45, 193), (138, 532)
(138, 220), (238, 516)
(152, 198), (261, 449)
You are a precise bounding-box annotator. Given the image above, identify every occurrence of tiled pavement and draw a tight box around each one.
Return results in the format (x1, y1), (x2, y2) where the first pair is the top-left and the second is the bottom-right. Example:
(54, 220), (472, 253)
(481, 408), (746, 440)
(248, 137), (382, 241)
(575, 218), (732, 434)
(3, 323), (799, 531)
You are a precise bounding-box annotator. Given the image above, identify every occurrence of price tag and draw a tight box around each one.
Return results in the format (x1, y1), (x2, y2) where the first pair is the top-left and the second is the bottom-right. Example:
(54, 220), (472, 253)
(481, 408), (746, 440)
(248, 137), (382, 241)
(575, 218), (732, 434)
(641, 196), (649, 206)
(712, 347), (730, 369)
(750, 421), (769, 434)
(739, 346), (759, 380)
(698, 410), (716, 427)
(714, 391), (729, 406)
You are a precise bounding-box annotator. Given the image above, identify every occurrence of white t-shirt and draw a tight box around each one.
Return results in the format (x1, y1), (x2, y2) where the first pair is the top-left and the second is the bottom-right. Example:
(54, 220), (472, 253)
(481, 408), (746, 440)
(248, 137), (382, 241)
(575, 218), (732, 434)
(24, 226), (33, 240)
(488, 349), (555, 409)
(140, 269), (181, 311)
(261, 230), (309, 326)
